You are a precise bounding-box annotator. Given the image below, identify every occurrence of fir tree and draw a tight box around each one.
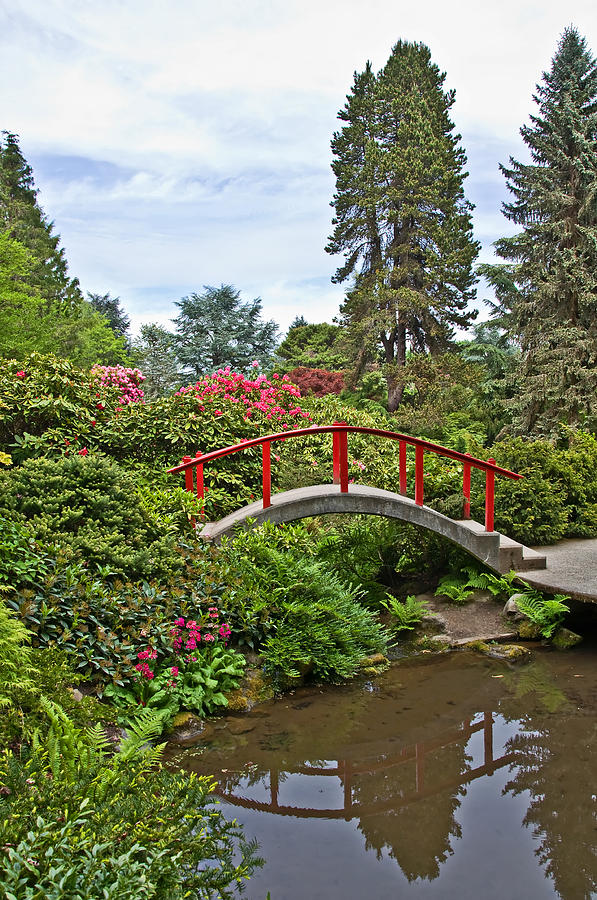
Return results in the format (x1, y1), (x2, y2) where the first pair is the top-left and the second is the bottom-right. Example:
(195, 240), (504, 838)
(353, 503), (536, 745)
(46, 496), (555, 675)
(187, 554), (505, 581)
(490, 27), (597, 436)
(327, 42), (479, 412)
(88, 292), (131, 345)
(0, 132), (81, 310)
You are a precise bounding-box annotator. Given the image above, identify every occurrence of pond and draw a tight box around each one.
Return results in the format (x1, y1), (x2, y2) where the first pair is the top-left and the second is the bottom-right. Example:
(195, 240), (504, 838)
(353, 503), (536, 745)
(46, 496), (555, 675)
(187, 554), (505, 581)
(165, 646), (597, 899)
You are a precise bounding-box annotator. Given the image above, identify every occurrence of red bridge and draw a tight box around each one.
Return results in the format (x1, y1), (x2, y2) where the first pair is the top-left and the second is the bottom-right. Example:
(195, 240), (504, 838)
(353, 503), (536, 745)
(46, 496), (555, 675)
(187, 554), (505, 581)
(169, 424), (546, 574)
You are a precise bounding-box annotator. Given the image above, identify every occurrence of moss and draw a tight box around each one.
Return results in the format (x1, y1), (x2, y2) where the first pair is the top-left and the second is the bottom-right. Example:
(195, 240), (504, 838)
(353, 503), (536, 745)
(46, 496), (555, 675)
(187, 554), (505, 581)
(223, 667), (275, 712)
(517, 620), (543, 640)
(551, 627), (583, 650)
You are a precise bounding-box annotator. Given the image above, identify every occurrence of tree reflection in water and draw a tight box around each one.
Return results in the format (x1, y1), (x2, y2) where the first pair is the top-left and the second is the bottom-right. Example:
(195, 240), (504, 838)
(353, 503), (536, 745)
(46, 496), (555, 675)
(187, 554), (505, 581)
(167, 651), (597, 898)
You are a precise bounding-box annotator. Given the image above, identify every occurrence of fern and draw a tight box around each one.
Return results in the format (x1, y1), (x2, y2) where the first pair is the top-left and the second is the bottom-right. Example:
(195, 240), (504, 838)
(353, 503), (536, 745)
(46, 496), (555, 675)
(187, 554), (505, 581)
(381, 594), (428, 632)
(434, 575), (475, 604)
(513, 591), (569, 638)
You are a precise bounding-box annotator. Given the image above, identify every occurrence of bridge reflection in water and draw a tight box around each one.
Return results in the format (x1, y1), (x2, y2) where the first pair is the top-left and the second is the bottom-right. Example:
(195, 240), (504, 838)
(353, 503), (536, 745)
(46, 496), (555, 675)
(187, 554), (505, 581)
(215, 710), (514, 821)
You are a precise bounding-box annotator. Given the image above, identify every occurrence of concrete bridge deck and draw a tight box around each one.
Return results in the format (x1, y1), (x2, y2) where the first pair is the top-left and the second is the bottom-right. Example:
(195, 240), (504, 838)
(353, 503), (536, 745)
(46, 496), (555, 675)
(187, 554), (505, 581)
(516, 538), (597, 603)
(200, 483), (546, 576)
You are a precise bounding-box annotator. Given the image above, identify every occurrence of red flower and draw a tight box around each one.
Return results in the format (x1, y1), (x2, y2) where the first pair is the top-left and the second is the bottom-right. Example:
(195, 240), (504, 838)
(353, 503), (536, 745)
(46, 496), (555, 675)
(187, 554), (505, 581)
(78, 447), (89, 456)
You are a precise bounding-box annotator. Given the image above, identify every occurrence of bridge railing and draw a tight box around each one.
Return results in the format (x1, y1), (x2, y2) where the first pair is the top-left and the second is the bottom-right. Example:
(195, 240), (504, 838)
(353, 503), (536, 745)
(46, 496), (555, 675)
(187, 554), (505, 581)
(168, 424), (522, 532)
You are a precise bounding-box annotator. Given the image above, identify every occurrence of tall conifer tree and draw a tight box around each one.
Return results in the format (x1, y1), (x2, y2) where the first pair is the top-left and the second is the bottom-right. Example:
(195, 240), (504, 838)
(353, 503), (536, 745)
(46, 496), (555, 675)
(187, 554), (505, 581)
(0, 132), (82, 310)
(489, 28), (597, 436)
(327, 42), (479, 411)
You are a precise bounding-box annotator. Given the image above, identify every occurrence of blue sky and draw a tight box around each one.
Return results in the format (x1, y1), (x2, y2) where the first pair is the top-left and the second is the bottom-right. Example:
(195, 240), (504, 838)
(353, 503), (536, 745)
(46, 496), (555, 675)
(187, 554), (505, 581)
(2, 0), (597, 335)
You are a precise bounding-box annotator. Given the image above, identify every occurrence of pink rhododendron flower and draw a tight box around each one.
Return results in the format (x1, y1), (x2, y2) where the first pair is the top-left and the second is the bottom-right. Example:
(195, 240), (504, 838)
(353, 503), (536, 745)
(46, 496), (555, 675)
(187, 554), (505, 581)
(15, 371), (26, 378)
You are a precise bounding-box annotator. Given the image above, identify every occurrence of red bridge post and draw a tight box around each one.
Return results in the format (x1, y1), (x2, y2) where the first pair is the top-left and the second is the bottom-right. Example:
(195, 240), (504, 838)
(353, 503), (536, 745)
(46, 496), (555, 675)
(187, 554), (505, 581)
(262, 441), (271, 508)
(463, 453), (471, 519)
(485, 458), (496, 532)
(339, 428), (349, 492)
(415, 445), (424, 506)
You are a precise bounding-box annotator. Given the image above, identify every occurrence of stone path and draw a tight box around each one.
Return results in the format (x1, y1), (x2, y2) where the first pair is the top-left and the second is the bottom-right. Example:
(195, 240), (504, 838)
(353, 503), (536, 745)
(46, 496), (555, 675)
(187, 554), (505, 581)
(516, 538), (597, 604)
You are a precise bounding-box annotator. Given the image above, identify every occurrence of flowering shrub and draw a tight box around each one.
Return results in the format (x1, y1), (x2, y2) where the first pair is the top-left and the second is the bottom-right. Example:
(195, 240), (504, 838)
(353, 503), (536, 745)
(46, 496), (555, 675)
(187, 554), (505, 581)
(91, 364), (146, 405)
(286, 367), (345, 397)
(104, 609), (245, 725)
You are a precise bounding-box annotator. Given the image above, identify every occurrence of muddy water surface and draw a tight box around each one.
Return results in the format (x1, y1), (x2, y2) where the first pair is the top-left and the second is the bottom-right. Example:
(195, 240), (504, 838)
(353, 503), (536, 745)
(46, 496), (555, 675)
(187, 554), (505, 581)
(166, 647), (597, 900)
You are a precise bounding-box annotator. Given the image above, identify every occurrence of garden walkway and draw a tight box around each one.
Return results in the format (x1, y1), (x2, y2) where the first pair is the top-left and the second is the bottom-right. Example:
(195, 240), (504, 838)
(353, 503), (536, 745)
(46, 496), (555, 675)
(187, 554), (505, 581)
(516, 538), (597, 604)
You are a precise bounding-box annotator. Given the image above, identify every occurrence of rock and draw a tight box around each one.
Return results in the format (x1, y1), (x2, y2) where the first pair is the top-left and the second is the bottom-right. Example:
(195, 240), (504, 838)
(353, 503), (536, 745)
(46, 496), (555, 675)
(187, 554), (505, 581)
(465, 640), (532, 663)
(224, 667), (275, 713)
(226, 718), (257, 735)
(551, 627), (583, 650)
(168, 714), (215, 747)
(517, 620), (543, 640)
(503, 595), (528, 622)
(68, 687), (84, 702)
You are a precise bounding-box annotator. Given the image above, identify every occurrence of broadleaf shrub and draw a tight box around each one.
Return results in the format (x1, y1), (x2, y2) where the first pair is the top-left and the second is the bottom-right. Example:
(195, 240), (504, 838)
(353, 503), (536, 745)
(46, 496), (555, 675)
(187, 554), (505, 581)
(0, 454), (181, 579)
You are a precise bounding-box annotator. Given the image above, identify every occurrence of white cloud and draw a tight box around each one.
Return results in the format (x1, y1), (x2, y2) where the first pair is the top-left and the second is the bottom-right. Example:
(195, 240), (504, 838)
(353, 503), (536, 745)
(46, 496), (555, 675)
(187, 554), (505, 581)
(2, 0), (597, 335)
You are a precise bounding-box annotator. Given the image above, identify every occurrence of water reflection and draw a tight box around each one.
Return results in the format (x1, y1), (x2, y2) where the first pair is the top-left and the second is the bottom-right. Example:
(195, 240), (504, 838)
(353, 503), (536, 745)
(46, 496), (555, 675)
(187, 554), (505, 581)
(167, 650), (597, 898)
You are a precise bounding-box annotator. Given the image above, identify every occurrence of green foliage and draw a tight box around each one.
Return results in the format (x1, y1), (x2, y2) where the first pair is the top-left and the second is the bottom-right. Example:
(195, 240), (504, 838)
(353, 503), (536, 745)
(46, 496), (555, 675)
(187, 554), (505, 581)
(105, 643), (246, 727)
(315, 517), (452, 605)
(0, 707), (260, 899)
(327, 42), (479, 411)
(489, 28), (597, 436)
(0, 454), (181, 580)
(131, 322), (181, 398)
(434, 574), (476, 605)
(482, 433), (597, 544)
(173, 284), (279, 378)
(200, 525), (388, 679)
(0, 599), (36, 714)
(275, 321), (346, 372)
(0, 516), (51, 590)
(513, 591), (570, 639)
(381, 594), (428, 632)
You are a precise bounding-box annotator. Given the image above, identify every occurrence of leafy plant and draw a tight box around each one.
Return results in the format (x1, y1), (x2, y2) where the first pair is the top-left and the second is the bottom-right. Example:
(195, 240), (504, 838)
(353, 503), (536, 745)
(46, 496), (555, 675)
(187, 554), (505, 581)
(0, 705), (261, 898)
(0, 454), (182, 580)
(381, 594), (429, 632)
(105, 615), (246, 727)
(434, 573), (476, 604)
(512, 591), (570, 639)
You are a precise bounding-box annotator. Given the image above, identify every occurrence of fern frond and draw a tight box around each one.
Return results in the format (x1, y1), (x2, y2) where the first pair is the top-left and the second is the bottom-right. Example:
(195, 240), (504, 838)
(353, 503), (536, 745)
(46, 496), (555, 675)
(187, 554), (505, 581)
(117, 708), (168, 762)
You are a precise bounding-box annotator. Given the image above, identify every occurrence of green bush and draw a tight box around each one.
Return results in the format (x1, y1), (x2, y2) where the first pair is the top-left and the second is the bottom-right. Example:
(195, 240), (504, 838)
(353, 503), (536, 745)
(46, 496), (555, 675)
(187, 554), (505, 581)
(0, 454), (182, 580)
(0, 517), (51, 590)
(205, 527), (388, 679)
(0, 707), (261, 898)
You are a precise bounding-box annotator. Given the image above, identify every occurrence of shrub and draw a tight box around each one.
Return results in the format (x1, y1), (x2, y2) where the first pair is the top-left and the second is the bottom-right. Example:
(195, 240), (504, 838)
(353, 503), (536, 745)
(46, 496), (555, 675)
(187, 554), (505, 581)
(381, 594), (429, 632)
(205, 529), (388, 679)
(0, 454), (181, 580)
(104, 612), (246, 726)
(287, 367), (345, 396)
(90, 364), (146, 404)
(0, 708), (261, 898)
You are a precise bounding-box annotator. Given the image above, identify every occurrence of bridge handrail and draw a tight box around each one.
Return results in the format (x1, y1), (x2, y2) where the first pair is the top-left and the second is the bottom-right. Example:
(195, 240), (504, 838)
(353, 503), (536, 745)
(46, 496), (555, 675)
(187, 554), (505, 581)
(168, 424), (522, 532)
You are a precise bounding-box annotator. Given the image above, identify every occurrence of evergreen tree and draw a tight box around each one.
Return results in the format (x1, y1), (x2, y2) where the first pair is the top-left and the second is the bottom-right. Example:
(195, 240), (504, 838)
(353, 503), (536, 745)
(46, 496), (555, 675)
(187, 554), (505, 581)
(275, 321), (346, 371)
(173, 284), (279, 378)
(132, 323), (181, 397)
(0, 132), (81, 310)
(88, 292), (131, 346)
(489, 27), (597, 436)
(327, 42), (479, 411)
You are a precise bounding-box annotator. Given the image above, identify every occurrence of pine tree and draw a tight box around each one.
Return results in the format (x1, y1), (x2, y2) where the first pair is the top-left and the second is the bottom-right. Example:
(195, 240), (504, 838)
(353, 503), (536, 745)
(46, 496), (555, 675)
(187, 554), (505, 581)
(327, 42), (479, 412)
(491, 27), (597, 436)
(0, 132), (82, 310)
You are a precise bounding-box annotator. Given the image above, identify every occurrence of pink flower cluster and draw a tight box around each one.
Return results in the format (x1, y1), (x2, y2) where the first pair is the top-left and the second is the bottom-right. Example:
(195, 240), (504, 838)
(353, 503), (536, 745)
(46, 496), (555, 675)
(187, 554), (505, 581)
(91, 365), (146, 405)
(171, 610), (232, 654)
(174, 368), (312, 424)
(135, 647), (157, 679)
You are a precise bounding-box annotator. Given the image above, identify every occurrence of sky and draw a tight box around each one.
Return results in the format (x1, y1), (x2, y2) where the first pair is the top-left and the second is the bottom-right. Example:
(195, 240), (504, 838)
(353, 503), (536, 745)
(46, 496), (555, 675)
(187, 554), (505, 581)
(2, 0), (597, 337)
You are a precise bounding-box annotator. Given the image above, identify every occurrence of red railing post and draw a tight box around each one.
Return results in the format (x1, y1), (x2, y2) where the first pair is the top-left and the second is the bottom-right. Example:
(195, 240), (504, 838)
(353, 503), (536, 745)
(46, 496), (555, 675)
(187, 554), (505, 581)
(339, 428), (349, 493)
(332, 421), (345, 485)
(195, 451), (204, 518)
(415, 445), (424, 506)
(262, 441), (271, 508)
(399, 440), (407, 495)
(485, 458), (495, 532)
(463, 453), (471, 519)
(182, 456), (193, 493)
